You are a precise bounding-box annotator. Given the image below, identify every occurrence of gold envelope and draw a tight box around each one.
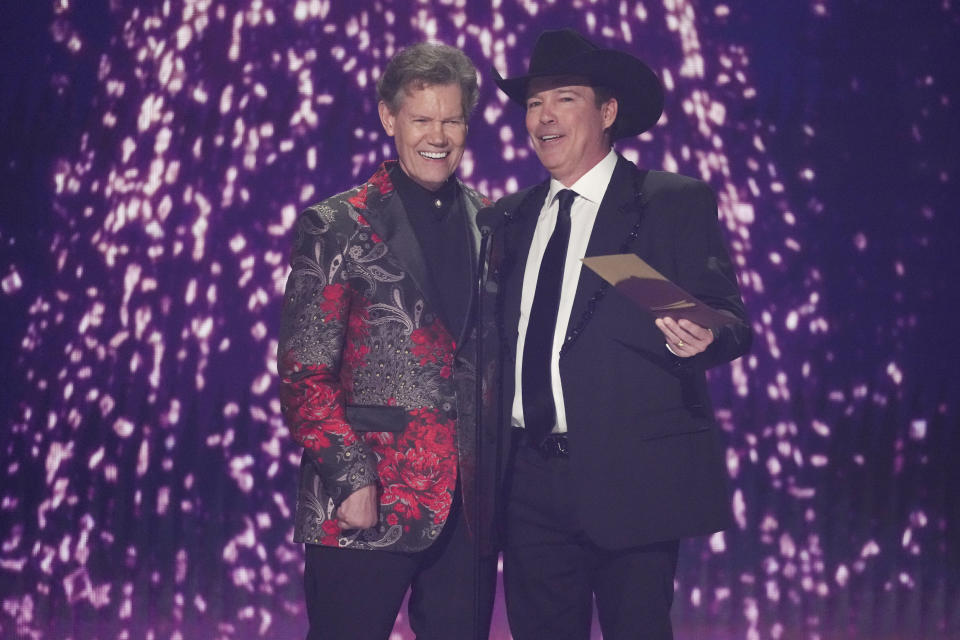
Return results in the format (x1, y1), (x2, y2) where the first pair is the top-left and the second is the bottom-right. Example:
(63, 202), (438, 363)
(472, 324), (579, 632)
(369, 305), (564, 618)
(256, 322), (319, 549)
(581, 254), (739, 330)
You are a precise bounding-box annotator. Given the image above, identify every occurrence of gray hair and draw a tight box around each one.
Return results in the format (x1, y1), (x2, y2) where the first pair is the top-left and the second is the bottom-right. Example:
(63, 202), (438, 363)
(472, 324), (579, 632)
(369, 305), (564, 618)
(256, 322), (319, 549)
(377, 42), (479, 118)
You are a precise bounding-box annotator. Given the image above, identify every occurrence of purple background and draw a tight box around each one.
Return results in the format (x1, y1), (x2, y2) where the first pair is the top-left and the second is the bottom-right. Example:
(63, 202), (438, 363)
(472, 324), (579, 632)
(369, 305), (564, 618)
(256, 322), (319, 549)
(1, 1), (958, 638)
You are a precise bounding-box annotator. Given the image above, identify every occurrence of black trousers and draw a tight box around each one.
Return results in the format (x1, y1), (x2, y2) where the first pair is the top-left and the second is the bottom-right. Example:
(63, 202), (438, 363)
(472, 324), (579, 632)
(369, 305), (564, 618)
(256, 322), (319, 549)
(503, 443), (680, 640)
(303, 494), (497, 640)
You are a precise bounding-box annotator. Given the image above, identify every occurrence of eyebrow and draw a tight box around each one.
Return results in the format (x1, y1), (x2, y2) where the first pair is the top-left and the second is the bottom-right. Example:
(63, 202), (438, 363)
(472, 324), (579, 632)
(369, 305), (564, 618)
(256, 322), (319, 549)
(528, 86), (587, 99)
(407, 112), (464, 120)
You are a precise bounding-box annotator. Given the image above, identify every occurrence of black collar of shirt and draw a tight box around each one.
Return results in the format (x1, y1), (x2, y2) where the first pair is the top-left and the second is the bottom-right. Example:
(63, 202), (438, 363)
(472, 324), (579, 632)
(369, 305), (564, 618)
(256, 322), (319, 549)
(390, 164), (460, 219)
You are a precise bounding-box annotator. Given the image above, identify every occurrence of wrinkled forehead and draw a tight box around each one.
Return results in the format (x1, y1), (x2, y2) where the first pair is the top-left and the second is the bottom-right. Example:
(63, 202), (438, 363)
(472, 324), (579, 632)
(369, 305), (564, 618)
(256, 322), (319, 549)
(400, 79), (463, 97)
(393, 81), (465, 114)
(525, 74), (593, 99)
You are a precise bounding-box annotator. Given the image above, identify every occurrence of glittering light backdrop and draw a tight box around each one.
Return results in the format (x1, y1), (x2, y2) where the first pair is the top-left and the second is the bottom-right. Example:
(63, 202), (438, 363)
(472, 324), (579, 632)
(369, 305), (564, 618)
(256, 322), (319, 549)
(2, 1), (958, 639)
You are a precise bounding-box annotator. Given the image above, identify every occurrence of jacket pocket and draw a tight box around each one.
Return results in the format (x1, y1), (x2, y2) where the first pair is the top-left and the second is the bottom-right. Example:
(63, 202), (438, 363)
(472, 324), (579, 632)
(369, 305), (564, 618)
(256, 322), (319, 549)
(345, 404), (408, 432)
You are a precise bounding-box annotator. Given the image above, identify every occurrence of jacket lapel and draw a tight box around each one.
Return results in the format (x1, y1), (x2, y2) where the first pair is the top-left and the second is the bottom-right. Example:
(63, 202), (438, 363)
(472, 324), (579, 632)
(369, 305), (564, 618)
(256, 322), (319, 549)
(363, 169), (488, 354)
(362, 185), (443, 320)
(500, 182), (549, 360)
(563, 156), (646, 350)
(451, 186), (482, 359)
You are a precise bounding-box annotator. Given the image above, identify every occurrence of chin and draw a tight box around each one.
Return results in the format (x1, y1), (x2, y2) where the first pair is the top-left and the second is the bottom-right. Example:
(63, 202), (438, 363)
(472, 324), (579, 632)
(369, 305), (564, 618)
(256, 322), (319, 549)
(537, 157), (561, 173)
(534, 149), (561, 166)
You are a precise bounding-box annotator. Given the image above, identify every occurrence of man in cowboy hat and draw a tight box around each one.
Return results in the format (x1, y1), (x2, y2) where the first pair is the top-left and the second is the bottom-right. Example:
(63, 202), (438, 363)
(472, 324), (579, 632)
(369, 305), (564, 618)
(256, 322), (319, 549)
(490, 28), (752, 638)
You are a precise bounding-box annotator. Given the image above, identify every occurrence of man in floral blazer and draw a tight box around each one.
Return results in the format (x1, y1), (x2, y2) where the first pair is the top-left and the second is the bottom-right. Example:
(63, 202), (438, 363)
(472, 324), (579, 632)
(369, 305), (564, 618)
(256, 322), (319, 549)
(277, 43), (496, 639)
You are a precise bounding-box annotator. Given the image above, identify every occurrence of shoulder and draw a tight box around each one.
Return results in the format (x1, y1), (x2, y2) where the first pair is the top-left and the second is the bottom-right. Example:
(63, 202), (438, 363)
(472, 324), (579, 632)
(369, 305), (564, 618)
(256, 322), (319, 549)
(298, 162), (396, 231)
(297, 184), (365, 233)
(640, 170), (717, 220)
(642, 170), (712, 199)
(495, 181), (548, 219)
(458, 180), (492, 208)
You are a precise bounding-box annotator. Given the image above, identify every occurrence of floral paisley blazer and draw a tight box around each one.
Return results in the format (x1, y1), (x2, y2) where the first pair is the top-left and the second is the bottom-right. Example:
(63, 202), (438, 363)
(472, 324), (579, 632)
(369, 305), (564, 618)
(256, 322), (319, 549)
(278, 161), (493, 553)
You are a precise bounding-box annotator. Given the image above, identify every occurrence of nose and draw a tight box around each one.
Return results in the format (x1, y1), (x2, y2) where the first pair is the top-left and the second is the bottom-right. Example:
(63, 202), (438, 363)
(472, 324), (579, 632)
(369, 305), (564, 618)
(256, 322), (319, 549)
(539, 101), (556, 124)
(425, 121), (446, 145)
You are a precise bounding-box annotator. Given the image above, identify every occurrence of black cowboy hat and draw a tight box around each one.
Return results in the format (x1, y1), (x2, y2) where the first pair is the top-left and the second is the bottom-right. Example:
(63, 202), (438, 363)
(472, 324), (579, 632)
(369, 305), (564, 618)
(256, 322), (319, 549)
(493, 28), (664, 139)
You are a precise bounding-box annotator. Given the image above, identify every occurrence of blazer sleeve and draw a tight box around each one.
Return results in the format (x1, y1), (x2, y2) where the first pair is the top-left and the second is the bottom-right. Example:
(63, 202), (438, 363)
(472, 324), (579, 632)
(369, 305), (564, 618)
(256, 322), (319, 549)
(670, 180), (753, 369)
(277, 205), (378, 506)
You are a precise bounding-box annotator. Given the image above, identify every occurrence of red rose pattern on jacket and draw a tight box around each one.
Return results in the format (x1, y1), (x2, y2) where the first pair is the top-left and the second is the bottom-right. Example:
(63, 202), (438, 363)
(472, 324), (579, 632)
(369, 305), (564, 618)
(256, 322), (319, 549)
(278, 161), (488, 552)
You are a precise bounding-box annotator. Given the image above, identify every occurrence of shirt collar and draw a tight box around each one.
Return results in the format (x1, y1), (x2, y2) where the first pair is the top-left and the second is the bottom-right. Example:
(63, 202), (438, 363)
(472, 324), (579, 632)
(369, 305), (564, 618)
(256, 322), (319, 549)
(390, 163), (460, 217)
(546, 148), (618, 208)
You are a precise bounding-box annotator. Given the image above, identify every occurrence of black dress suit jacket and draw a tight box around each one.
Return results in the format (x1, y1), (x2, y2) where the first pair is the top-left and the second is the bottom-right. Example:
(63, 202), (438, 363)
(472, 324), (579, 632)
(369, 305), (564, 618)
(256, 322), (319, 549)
(494, 155), (752, 549)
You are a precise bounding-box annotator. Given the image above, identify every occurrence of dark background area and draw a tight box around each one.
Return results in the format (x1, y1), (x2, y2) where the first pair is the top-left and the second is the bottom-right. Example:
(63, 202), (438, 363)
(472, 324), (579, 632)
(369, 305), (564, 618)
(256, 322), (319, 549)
(2, 1), (958, 638)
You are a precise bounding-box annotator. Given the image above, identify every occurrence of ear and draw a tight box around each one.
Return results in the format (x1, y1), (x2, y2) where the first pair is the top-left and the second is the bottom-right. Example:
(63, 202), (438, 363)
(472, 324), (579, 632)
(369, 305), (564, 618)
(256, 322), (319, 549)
(378, 101), (396, 137)
(601, 97), (618, 130)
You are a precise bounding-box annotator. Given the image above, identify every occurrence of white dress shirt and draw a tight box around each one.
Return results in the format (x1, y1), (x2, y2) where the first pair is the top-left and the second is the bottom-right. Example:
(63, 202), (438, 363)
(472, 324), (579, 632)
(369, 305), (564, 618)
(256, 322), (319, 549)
(511, 149), (618, 433)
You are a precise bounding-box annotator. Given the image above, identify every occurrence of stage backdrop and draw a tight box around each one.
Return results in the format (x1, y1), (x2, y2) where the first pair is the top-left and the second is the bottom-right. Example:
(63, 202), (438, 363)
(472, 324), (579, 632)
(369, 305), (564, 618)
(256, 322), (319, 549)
(1, 1), (958, 638)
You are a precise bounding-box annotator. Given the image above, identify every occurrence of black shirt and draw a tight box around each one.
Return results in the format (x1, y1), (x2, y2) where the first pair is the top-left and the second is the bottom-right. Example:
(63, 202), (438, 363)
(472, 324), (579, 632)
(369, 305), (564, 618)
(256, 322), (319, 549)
(390, 166), (473, 337)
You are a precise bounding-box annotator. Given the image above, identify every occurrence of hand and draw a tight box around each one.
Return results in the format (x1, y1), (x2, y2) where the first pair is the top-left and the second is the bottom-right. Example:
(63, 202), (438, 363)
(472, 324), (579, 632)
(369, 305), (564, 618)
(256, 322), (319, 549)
(655, 317), (714, 358)
(336, 485), (378, 530)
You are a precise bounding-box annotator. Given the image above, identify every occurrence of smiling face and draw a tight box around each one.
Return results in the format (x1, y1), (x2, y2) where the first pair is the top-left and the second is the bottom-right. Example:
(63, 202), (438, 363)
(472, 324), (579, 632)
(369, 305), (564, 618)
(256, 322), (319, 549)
(379, 83), (467, 191)
(525, 76), (618, 186)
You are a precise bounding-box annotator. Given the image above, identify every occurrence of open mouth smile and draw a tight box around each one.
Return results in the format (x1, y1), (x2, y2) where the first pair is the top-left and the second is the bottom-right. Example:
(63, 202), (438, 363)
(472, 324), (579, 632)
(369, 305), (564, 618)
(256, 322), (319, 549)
(418, 151), (450, 160)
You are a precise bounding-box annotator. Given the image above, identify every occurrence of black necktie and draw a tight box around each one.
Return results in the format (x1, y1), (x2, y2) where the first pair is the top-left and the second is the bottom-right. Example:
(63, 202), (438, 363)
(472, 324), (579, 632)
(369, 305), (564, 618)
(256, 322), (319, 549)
(522, 189), (577, 443)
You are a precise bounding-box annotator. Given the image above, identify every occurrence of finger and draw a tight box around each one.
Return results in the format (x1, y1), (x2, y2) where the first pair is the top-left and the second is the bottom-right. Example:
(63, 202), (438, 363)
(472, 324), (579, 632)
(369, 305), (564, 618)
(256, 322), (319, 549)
(662, 317), (696, 344)
(655, 318), (680, 343)
(659, 316), (678, 332)
(672, 326), (709, 351)
(659, 319), (692, 350)
(677, 319), (711, 341)
(667, 318), (700, 342)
